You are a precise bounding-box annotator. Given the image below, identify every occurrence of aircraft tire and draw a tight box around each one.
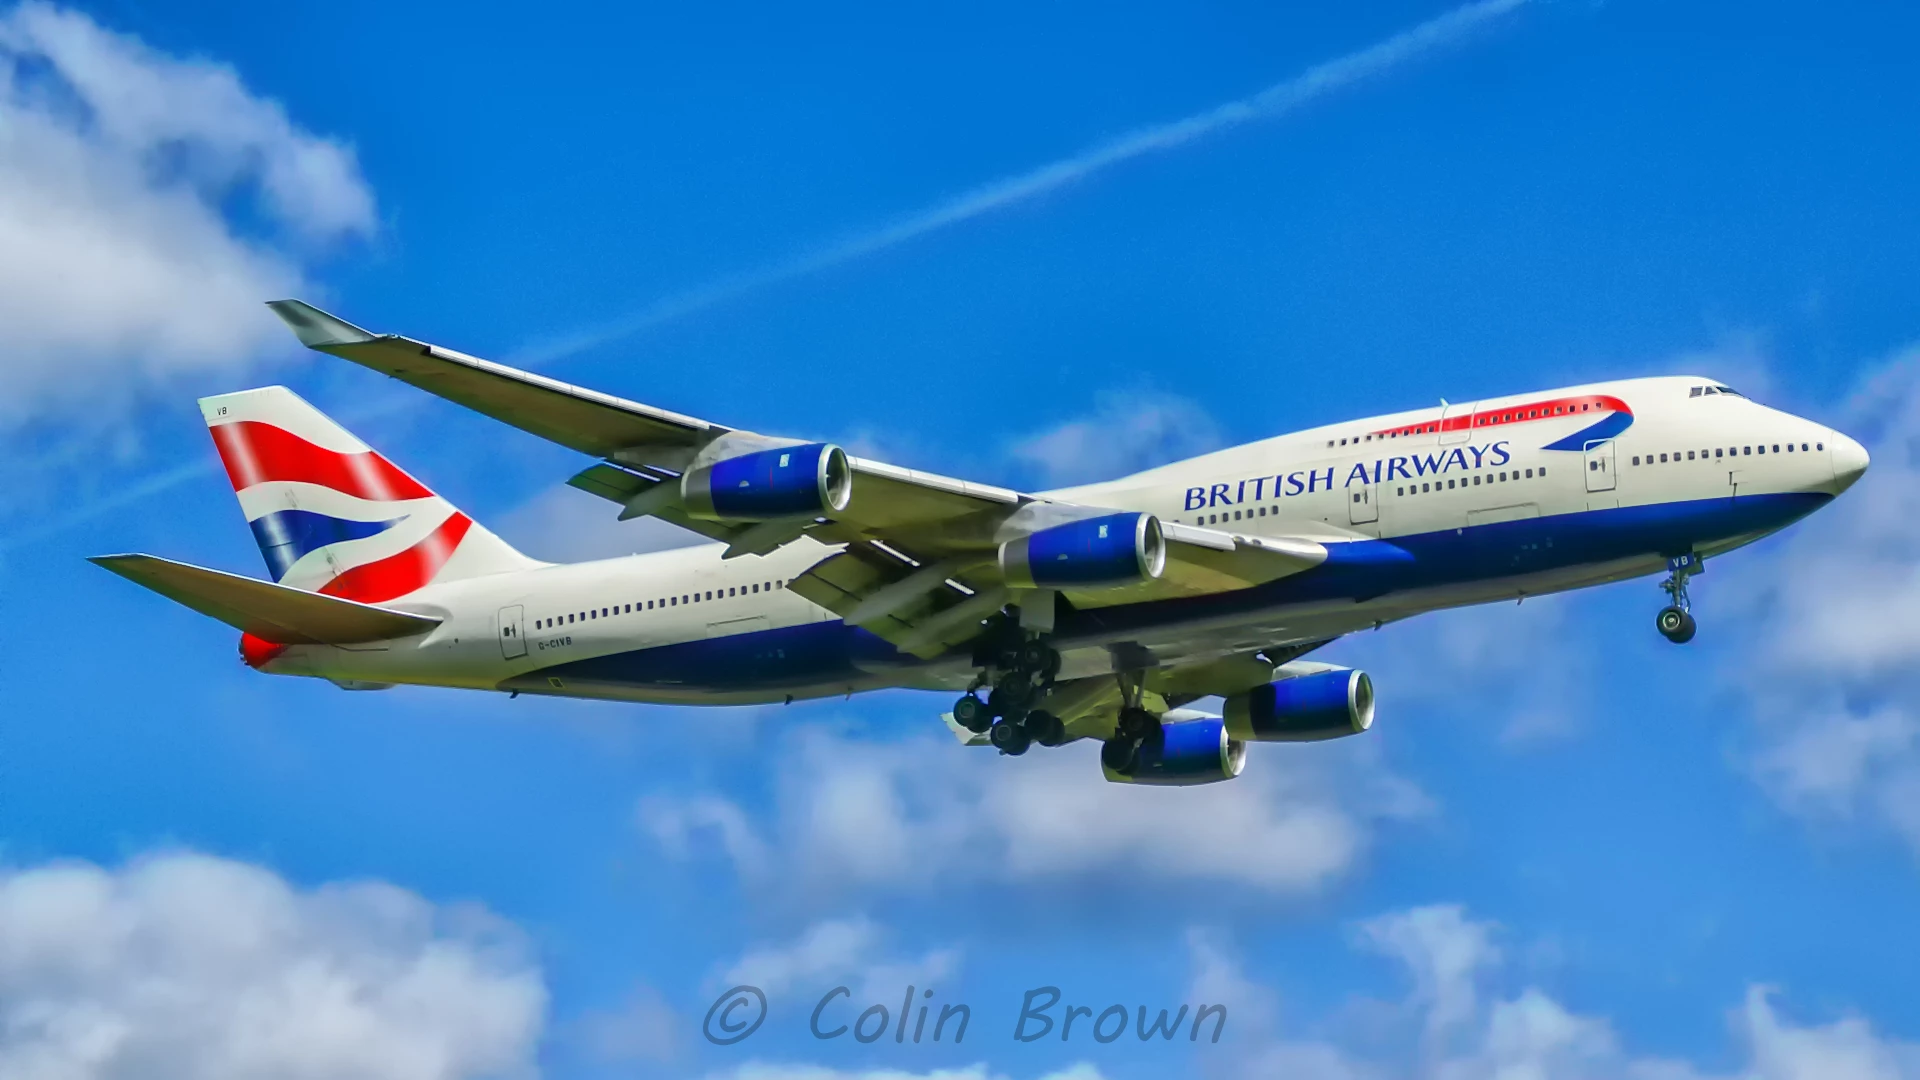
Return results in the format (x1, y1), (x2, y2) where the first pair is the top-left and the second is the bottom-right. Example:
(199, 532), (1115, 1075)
(989, 718), (1032, 756)
(1657, 606), (1696, 644)
(953, 693), (991, 733)
(1025, 709), (1066, 747)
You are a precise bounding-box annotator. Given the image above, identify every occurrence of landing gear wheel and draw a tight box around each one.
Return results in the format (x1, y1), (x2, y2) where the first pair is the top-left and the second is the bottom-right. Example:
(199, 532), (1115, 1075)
(1017, 639), (1061, 682)
(953, 693), (991, 733)
(1025, 709), (1066, 747)
(1100, 737), (1138, 774)
(1116, 706), (1156, 742)
(989, 718), (1032, 756)
(987, 682), (1029, 719)
(1657, 605), (1696, 644)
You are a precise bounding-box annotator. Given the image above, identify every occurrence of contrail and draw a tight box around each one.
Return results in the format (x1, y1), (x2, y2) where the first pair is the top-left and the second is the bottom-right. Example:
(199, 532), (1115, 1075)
(521, 0), (1530, 365)
(7, 0), (1528, 551)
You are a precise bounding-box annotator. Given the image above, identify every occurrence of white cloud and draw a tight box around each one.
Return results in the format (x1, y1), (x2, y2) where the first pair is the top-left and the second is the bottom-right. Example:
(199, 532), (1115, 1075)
(1356, 904), (1502, 1049)
(1193, 903), (1920, 1080)
(1716, 345), (1920, 855)
(0, 851), (545, 1080)
(1009, 392), (1224, 489)
(641, 725), (1427, 896)
(1736, 986), (1920, 1080)
(0, 2), (374, 421)
(718, 916), (960, 1007)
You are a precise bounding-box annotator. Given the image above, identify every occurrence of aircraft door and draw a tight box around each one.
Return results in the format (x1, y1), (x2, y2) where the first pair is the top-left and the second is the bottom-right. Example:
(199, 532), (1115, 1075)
(1348, 482), (1378, 525)
(1583, 440), (1617, 493)
(1439, 401), (1476, 445)
(498, 604), (527, 660)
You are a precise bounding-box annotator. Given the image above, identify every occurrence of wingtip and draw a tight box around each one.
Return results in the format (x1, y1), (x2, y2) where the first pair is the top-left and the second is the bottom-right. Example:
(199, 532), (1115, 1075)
(87, 553), (146, 575)
(266, 299), (377, 349)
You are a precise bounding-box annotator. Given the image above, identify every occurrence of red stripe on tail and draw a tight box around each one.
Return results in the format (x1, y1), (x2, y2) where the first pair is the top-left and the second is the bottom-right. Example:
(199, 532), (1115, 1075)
(210, 421), (434, 502)
(320, 512), (474, 604)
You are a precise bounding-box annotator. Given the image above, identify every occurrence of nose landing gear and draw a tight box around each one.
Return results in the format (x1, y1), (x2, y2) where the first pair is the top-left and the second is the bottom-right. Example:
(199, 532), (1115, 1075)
(1657, 553), (1701, 644)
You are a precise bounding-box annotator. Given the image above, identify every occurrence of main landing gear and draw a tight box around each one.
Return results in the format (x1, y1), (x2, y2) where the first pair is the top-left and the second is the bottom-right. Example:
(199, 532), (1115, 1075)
(951, 609), (1064, 756)
(1657, 553), (1701, 644)
(1099, 671), (1162, 774)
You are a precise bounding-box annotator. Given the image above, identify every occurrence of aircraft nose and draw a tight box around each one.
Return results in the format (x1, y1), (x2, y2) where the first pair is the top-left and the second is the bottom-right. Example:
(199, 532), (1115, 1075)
(1830, 431), (1870, 492)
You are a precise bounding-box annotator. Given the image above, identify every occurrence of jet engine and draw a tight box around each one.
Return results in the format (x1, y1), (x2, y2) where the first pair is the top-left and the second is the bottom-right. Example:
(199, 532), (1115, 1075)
(1223, 667), (1375, 742)
(1102, 712), (1246, 786)
(1000, 511), (1166, 589)
(682, 441), (852, 521)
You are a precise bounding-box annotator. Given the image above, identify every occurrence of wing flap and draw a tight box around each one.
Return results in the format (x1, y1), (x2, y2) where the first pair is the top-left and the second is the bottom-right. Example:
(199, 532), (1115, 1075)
(91, 554), (441, 645)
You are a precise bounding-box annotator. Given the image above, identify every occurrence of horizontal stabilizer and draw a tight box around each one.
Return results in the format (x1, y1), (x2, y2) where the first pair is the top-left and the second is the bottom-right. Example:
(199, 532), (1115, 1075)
(90, 554), (441, 645)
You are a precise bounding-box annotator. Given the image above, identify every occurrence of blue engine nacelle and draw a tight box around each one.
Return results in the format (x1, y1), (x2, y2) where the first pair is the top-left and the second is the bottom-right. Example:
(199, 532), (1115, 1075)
(1000, 512), (1166, 589)
(683, 441), (852, 521)
(1103, 712), (1246, 786)
(1223, 667), (1375, 742)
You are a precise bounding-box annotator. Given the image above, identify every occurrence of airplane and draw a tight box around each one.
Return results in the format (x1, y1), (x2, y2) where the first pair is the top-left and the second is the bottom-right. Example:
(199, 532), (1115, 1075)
(92, 300), (1870, 786)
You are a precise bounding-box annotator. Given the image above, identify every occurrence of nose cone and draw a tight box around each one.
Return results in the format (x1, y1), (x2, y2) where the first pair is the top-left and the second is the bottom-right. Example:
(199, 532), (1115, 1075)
(1830, 431), (1870, 493)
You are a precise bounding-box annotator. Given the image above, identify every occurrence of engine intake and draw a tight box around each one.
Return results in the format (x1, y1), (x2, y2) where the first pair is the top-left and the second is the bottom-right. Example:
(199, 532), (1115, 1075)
(1000, 512), (1166, 589)
(1224, 668), (1375, 742)
(1103, 713), (1245, 786)
(683, 441), (852, 521)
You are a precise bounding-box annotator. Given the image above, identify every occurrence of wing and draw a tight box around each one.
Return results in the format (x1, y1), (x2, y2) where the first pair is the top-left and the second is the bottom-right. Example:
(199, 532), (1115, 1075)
(270, 301), (1331, 658)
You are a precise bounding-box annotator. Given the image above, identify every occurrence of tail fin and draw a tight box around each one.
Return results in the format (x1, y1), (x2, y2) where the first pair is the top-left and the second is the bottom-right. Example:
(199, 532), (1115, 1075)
(200, 386), (541, 602)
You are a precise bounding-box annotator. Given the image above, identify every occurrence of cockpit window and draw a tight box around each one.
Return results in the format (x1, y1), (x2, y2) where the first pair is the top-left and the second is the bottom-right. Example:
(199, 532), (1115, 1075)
(1714, 385), (1743, 397)
(1690, 384), (1746, 399)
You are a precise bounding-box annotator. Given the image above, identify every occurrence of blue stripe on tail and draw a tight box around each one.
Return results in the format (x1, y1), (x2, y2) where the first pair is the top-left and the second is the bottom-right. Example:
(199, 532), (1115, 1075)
(248, 509), (403, 580)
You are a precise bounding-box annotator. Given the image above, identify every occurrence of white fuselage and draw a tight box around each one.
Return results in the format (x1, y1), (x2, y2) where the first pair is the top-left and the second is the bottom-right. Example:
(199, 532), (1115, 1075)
(257, 375), (1864, 705)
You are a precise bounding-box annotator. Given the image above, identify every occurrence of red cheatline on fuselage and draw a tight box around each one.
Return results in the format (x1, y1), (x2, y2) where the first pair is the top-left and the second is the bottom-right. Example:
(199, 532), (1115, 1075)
(1369, 394), (1632, 440)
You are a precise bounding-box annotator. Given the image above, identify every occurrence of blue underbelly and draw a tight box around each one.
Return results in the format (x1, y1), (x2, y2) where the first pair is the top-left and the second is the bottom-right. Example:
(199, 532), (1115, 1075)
(520, 491), (1828, 692)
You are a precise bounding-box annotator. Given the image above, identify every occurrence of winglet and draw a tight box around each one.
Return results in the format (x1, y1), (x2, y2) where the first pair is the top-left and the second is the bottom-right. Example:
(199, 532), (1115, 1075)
(266, 299), (379, 349)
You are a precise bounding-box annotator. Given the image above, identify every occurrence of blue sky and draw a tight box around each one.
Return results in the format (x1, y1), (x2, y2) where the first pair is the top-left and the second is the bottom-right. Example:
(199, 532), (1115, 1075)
(4, 1), (1920, 1077)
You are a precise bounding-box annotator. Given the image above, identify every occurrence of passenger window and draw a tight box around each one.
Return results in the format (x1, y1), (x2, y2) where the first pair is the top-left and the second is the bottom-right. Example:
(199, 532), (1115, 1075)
(1817, 443), (1824, 451)
(1524, 468), (1533, 478)
(1687, 451), (1695, 460)
(1540, 467), (1546, 477)
(1396, 487), (1404, 495)
(1743, 446), (1751, 455)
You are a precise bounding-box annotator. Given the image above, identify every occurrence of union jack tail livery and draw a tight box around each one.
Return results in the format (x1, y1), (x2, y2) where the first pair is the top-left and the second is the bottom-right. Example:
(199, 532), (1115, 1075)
(200, 387), (538, 604)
